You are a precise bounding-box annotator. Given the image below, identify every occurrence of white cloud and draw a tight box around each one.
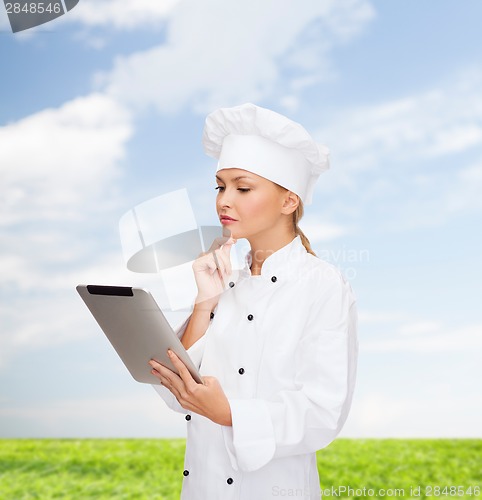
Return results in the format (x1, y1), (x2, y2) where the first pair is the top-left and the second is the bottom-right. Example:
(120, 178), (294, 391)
(363, 323), (482, 353)
(0, 282), (103, 369)
(380, 156), (482, 229)
(0, 91), (133, 295)
(67, 0), (181, 30)
(358, 310), (407, 324)
(459, 162), (482, 182)
(313, 67), (482, 227)
(98, 0), (375, 114)
(0, 0), (181, 34)
(445, 160), (482, 214)
(1, 296), (93, 350)
(398, 321), (442, 336)
(318, 67), (482, 173)
(0, 93), (132, 226)
(0, 254), (38, 291)
(344, 390), (482, 437)
(0, 391), (187, 437)
(0, 247), (190, 370)
(343, 392), (413, 437)
(298, 219), (348, 242)
(0, 94), (135, 369)
(279, 95), (301, 113)
(358, 311), (482, 354)
(0, 91), (198, 369)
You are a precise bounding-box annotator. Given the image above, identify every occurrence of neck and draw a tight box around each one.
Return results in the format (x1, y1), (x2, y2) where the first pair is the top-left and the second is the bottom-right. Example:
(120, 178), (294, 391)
(248, 230), (296, 275)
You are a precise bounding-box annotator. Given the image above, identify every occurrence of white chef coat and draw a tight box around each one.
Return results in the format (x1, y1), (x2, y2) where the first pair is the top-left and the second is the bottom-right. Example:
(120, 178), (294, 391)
(153, 235), (358, 500)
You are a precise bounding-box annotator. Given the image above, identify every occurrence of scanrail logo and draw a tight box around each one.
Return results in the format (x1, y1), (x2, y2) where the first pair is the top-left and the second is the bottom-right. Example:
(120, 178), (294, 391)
(3, 0), (79, 32)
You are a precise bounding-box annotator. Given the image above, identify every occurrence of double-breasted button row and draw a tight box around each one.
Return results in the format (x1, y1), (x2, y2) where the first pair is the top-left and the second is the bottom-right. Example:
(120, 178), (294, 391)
(210, 311), (215, 320)
(238, 367), (245, 375)
(182, 469), (233, 485)
(185, 414), (191, 421)
(229, 281), (235, 288)
(243, 277), (277, 323)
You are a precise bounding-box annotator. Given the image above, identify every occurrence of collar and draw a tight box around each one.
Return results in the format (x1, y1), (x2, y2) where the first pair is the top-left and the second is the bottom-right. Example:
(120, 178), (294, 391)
(240, 235), (307, 280)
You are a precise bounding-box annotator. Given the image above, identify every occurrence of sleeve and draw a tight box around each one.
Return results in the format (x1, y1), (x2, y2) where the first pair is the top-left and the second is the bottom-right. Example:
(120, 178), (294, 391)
(222, 273), (358, 472)
(151, 307), (208, 414)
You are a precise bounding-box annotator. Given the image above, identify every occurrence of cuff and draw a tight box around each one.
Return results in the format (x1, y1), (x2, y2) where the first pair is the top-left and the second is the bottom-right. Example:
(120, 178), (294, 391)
(222, 398), (276, 472)
(173, 312), (192, 339)
(186, 335), (206, 370)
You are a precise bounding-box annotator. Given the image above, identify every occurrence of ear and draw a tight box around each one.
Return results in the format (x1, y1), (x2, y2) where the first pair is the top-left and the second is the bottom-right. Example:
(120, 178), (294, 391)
(281, 191), (299, 215)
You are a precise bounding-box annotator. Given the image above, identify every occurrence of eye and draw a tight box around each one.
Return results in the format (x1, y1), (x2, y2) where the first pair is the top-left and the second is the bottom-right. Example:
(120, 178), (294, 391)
(215, 186), (250, 193)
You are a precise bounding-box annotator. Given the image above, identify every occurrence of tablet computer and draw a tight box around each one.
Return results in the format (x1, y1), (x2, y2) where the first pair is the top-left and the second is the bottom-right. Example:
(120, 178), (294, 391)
(76, 284), (202, 385)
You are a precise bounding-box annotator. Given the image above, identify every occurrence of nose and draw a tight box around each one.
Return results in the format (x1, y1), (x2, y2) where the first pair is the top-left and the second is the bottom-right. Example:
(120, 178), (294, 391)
(217, 189), (232, 209)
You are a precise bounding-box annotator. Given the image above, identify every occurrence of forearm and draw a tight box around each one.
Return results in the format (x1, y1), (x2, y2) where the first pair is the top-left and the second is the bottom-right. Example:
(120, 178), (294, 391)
(180, 298), (217, 350)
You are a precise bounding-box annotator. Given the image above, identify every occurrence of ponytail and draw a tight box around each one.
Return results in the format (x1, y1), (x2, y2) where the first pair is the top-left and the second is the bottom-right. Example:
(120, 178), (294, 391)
(275, 182), (317, 257)
(293, 200), (317, 257)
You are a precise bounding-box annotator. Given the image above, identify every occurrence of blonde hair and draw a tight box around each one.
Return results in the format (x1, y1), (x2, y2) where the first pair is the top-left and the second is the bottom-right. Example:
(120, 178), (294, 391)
(292, 199), (317, 257)
(275, 183), (317, 256)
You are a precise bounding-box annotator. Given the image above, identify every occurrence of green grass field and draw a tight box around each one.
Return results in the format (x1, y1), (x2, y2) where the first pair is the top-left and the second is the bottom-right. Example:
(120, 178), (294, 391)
(0, 439), (480, 499)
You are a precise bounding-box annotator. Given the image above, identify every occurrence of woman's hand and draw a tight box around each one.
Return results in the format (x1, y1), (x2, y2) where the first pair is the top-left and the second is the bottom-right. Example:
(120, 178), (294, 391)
(149, 351), (232, 426)
(193, 236), (236, 306)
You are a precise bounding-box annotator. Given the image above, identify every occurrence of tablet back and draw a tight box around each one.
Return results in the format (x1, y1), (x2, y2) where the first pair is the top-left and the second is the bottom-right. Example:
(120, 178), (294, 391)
(76, 285), (202, 384)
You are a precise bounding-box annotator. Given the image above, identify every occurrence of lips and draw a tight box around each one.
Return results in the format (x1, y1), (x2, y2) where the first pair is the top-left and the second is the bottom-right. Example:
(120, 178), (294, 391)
(220, 215), (237, 221)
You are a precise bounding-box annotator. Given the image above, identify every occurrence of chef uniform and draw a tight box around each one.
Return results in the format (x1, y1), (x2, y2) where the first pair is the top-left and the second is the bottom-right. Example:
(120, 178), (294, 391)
(153, 103), (358, 499)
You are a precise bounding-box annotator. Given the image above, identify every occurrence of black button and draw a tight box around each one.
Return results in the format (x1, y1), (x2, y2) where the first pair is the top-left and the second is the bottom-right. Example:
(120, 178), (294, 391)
(229, 281), (235, 288)
(247, 314), (253, 321)
(271, 276), (277, 282)
(227, 477), (234, 485)
(238, 368), (245, 375)
(210, 311), (215, 320)
(183, 470), (189, 476)
(185, 414), (191, 421)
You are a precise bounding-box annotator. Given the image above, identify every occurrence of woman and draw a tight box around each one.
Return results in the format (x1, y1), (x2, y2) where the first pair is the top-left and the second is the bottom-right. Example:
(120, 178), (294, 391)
(149, 103), (358, 499)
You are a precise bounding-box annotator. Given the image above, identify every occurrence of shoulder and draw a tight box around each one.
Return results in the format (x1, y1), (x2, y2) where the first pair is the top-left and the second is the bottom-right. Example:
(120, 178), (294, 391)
(295, 252), (356, 305)
(297, 252), (348, 285)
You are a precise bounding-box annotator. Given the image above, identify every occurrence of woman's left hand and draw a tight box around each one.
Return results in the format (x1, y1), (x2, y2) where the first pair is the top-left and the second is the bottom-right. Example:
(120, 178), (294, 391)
(149, 351), (232, 426)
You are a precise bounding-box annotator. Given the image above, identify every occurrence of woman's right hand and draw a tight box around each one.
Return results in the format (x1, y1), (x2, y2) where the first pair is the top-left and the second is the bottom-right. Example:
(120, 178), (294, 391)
(192, 236), (237, 307)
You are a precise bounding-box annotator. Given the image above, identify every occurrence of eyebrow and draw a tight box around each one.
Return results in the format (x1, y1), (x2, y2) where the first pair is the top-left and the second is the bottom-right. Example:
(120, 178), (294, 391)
(215, 175), (253, 182)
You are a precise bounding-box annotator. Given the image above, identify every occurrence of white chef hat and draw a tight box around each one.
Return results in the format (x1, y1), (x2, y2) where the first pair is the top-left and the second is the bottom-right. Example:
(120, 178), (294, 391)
(202, 103), (329, 205)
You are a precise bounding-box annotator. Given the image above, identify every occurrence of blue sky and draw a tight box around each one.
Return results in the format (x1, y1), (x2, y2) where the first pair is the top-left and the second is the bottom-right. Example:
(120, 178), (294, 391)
(1, 0), (481, 438)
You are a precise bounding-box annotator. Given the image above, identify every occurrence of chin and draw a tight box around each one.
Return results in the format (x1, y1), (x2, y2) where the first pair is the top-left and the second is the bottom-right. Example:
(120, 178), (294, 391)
(222, 226), (241, 239)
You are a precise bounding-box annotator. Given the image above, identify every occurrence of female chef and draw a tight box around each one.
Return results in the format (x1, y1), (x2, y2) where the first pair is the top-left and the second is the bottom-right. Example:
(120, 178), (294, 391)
(148, 103), (358, 499)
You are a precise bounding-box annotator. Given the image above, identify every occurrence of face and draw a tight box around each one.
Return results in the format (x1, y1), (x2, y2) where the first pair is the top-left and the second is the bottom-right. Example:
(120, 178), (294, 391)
(215, 168), (296, 240)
